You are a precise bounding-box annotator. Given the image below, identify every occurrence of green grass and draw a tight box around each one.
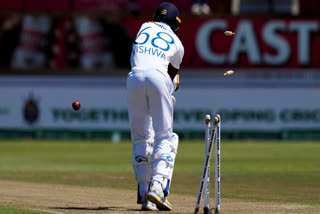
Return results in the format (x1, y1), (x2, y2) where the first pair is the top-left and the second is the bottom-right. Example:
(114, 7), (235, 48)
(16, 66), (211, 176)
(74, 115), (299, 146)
(0, 207), (48, 214)
(0, 140), (319, 205)
(175, 141), (320, 205)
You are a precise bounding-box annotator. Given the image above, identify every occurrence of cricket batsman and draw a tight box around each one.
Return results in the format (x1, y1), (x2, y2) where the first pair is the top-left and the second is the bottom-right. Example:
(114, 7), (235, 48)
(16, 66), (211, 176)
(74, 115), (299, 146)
(126, 2), (184, 211)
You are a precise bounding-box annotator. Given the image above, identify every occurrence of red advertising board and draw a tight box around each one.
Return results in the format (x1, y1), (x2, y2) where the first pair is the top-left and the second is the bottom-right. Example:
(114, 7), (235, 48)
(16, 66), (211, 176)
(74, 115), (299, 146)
(23, 0), (71, 11)
(0, 0), (23, 11)
(123, 17), (320, 69)
(73, 0), (121, 11)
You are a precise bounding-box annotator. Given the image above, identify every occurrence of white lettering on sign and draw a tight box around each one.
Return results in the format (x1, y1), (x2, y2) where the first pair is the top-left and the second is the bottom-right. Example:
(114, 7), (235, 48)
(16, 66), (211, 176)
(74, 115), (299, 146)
(263, 21), (290, 65)
(289, 22), (318, 65)
(196, 20), (228, 64)
(229, 21), (261, 65)
(196, 20), (319, 66)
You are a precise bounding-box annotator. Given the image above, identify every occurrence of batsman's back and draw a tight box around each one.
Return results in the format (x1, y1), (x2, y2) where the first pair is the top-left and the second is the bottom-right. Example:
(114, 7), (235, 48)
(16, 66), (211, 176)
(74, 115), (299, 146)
(130, 21), (184, 75)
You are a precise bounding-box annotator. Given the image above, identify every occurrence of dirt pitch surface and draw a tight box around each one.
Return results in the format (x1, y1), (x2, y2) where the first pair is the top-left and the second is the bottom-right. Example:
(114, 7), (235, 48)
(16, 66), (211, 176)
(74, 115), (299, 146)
(0, 180), (318, 214)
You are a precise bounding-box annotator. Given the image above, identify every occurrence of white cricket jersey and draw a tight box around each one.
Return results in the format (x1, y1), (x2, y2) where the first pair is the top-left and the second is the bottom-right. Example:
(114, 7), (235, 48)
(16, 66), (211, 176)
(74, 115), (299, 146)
(130, 21), (184, 75)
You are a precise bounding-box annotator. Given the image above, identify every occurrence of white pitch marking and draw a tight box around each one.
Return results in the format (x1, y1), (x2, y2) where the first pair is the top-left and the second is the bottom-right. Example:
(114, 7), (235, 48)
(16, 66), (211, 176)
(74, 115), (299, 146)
(31, 208), (65, 214)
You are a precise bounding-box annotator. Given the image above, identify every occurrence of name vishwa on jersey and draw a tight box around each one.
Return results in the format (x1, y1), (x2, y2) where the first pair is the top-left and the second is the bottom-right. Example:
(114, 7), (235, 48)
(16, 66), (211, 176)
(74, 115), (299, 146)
(132, 45), (166, 60)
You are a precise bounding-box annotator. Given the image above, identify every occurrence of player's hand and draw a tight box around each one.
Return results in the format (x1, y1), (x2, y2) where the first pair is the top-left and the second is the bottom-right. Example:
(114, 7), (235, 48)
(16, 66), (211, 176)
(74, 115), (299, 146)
(173, 74), (179, 92)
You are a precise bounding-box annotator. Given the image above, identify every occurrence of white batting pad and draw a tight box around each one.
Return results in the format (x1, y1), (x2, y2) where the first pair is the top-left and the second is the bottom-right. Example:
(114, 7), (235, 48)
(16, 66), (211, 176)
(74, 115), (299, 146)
(132, 142), (153, 184)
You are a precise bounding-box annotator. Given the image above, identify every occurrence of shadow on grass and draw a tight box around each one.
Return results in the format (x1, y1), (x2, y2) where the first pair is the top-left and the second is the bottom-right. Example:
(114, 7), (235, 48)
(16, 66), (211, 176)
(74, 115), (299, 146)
(50, 207), (113, 210)
(50, 206), (186, 213)
(50, 206), (142, 212)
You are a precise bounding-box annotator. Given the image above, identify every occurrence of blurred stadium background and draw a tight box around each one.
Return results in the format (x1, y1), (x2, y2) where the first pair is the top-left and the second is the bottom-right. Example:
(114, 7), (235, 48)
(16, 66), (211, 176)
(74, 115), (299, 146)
(0, 0), (319, 141)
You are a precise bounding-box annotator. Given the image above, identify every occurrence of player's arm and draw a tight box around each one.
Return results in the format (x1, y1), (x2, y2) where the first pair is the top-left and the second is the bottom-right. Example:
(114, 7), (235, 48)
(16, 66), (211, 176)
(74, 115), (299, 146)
(168, 63), (179, 91)
(169, 40), (184, 92)
(168, 63), (178, 81)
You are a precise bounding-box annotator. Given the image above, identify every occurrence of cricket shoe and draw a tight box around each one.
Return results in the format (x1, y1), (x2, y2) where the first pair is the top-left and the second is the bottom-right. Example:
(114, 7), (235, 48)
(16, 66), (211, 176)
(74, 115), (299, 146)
(140, 189), (158, 211)
(141, 199), (158, 211)
(147, 181), (172, 211)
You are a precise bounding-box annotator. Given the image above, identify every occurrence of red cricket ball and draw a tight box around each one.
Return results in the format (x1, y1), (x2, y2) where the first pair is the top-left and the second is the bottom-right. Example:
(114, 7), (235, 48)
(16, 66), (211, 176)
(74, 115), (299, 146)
(72, 100), (81, 111)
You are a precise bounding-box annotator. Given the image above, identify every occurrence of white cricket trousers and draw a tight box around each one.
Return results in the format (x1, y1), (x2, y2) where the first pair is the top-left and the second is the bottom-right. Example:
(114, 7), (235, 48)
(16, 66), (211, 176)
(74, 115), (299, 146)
(127, 68), (175, 195)
(127, 68), (174, 143)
